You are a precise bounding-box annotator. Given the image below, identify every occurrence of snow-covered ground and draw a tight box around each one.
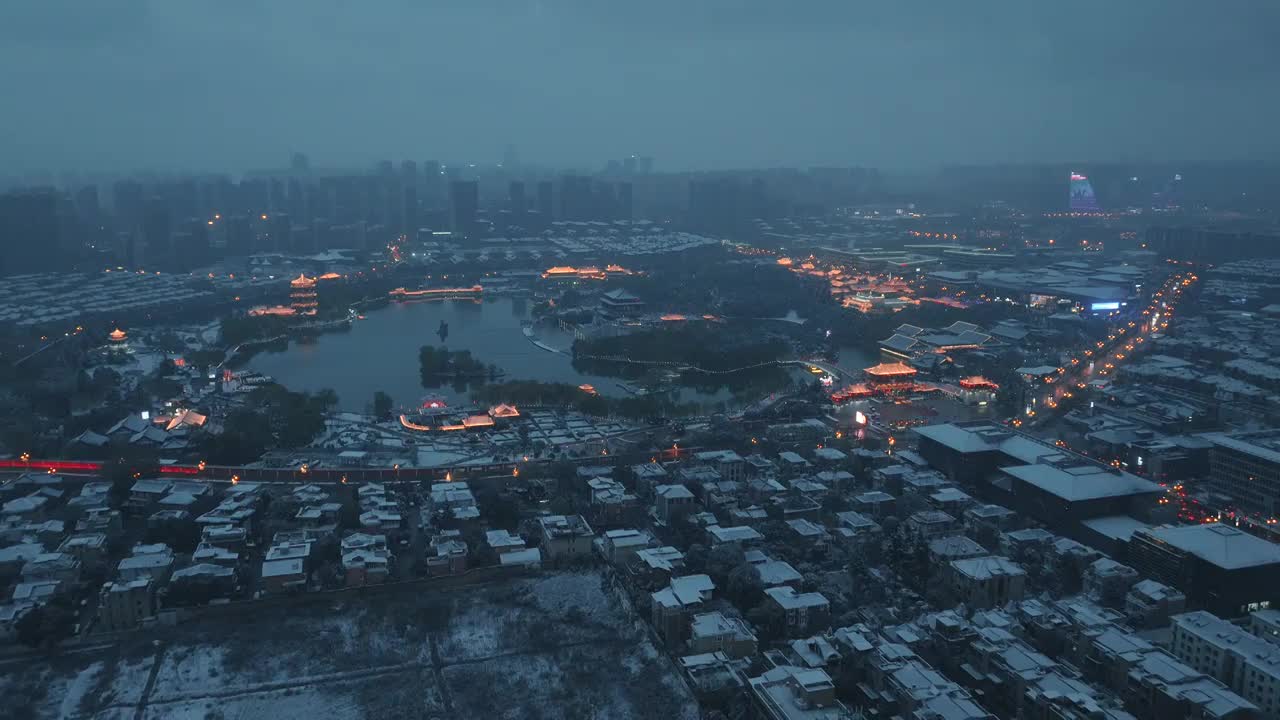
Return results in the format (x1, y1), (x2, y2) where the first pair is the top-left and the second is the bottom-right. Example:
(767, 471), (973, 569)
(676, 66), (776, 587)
(4, 570), (695, 720)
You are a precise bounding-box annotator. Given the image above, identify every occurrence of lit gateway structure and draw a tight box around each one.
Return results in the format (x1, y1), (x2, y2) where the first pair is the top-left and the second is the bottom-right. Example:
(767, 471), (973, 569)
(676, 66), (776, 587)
(1069, 172), (1101, 212)
(830, 362), (937, 403)
(289, 274), (318, 316)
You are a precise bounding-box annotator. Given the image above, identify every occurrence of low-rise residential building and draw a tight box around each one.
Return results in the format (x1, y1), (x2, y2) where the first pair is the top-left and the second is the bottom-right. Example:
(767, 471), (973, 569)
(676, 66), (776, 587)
(202, 524), (248, 549)
(632, 462), (668, 497)
(425, 532), (468, 576)
(764, 586), (831, 638)
(58, 533), (108, 569)
(1250, 609), (1280, 646)
(929, 535), (989, 564)
(486, 528), (527, 555)
(852, 491), (896, 519)
(965, 503), (1019, 535)
(681, 651), (746, 700)
(1172, 610), (1280, 718)
(654, 484), (697, 524)
(128, 478), (172, 509)
(341, 533), (391, 586)
(749, 665), (855, 720)
(1125, 579), (1187, 628)
(22, 552), (82, 585)
(631, 546), (684, 588)
(949, 556), (1026, 609)
(1125, 649), (1257, 720)
(1085, 558), (1140, 608)
(707, 524), (764, 547)
(833, 511), (880, 542)
(536, 514), (594, 560)
(98, 579), (155, 631)
(599, 528), (653, 565)
(498, 547), (542, 569)
(168, 563), (237, 603)
(652, 574), (715, 646)
(696, 450), (746, 483)
(689, 611), (758, 658)
(192, 543), (239, 567)
(261, 558), (307, 593)
(908, 510), (957, 539)
(745, 550), (802, 588)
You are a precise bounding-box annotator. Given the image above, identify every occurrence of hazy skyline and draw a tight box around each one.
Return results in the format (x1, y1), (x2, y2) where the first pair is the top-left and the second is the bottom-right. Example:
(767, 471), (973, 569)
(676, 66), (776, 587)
(3, 0), (1278, 175)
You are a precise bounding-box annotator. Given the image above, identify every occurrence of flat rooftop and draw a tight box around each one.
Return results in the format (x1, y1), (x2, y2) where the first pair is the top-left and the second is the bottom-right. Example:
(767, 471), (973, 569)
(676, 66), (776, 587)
(1003, 463), (1163, 503)
(1142, 524), (1280, 570)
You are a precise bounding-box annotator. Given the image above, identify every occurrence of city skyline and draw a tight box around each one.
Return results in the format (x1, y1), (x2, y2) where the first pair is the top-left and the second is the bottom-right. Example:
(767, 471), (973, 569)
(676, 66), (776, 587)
(3, 1), (1279, 175)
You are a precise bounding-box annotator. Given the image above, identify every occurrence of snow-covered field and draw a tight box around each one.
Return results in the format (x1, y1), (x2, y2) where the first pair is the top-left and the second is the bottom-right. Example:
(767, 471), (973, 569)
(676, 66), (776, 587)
(2, 570), (697, 720)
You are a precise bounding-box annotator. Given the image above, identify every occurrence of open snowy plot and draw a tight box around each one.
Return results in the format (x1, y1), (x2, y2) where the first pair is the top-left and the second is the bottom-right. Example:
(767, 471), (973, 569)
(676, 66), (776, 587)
(437, 571), (640, 662)
(444, 642), (699, 720)
(8, 570), (686, 720)
(93, 650), (160, 709)
(141, 668), (443, 720)
(1, 654), (114, 720)
(147, 601), (435, 703)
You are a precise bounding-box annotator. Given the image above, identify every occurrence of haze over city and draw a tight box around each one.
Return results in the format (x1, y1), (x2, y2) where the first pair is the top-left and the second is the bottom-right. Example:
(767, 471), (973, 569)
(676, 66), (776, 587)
(5, 3), (1280, 720)
(3, 0), (1280, 175)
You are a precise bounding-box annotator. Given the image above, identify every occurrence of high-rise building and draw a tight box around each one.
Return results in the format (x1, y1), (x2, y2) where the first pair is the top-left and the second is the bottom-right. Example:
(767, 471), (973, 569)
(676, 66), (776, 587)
(618, 182), (634, 221)
(141, 196), (172, 268)
(421, 160), (442, 207)
(0, 188), (62, 275)
(74, 185), (101, 226)
(449, 180), (479, 237)
(291, 152), (311, 174)
(176, 218), (211, 269)
(225, 214), (253, 256)
(509, 181), (527, 213)
(1145, 226), (1280, 264)
(537, 181), (554, 220)
(1069, 172), (1101, 212)
(112, 180), (144, 231)
(401, 160), (419, 190)
(403, 186), (418, 237)
(560, 175), (594, 221)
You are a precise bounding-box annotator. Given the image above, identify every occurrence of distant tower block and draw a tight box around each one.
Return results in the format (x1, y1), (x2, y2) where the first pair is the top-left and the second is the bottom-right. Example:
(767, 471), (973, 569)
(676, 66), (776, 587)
(1069, 172), (1101, 212)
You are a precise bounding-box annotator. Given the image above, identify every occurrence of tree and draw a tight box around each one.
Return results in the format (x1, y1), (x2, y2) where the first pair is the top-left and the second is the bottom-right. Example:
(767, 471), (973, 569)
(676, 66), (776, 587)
(1055, 554), (1084, 595)
(15, 597), (75, 649)
(372, 391), (393, 419)
(974, 523), (1001, 552)
(477, 488), (521, 531)
(727, 563), (765, 607)
(706, 545), (746, 585)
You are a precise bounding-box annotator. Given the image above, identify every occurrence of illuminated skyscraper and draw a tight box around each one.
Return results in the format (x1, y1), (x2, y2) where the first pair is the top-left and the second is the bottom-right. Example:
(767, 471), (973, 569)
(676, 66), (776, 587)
(1069, 172), (1100, 212)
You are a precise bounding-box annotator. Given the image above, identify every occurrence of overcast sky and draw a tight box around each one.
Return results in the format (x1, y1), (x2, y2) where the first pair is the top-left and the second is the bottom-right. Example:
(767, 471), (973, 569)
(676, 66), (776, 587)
(3, 0), (1277, 175)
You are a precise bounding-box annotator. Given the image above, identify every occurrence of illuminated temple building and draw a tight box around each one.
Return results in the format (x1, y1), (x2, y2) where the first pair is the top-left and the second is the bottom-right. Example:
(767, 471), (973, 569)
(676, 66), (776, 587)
(389, 285), (483, 299)
(541, 265), (634, 281)
(248, 273), (324, 318)
(957, 376), (1000, 404)
(399, 403), (523, 433)
(290, 274), (318, 316)
(879, 321), (997, 361)
(831, 362), (936, 403)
